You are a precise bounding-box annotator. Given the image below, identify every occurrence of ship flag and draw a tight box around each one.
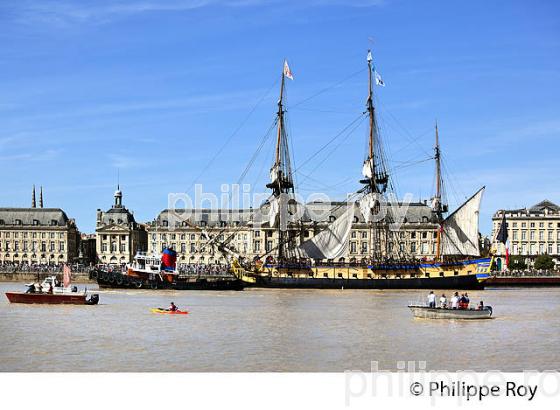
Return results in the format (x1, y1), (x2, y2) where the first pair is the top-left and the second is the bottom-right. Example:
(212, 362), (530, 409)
(496, 211), (509, 268)
(63, 264), (72, 288)
(283, 60), (294, 80)
(374, 70), (385, 87)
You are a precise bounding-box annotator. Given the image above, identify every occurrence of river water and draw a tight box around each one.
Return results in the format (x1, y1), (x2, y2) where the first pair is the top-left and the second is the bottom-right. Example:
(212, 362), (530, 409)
(1, 282), (559, 372)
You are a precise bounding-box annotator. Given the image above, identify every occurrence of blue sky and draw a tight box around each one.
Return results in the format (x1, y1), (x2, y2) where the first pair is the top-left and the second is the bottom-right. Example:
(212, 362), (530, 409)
(0, 0), (559, 234)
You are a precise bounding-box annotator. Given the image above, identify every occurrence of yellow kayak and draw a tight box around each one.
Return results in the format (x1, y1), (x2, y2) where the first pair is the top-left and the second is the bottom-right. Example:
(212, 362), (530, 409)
(150, 308), (189, 315)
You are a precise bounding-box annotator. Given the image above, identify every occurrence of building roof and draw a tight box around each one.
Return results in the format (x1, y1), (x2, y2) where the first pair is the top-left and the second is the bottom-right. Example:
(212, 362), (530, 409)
(150, 201), (437, 228)
(493, 199), (560, 218)
(529, 200), (560, 213)
(0, 208), (72, 227)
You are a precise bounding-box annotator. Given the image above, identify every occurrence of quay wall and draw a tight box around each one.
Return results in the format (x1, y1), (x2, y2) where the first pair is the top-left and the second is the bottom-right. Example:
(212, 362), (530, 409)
(0, 271), (94, 283)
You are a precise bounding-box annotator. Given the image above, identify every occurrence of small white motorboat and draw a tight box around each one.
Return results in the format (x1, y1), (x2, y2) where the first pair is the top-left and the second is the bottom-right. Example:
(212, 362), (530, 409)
(408, 305), (493, 319)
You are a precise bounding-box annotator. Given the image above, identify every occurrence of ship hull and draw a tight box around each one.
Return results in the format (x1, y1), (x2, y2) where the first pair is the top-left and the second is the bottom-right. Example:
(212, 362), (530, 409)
(91, 269), (245, 291)
(5, 292), (92, 305)
(246, 273), (486, 290)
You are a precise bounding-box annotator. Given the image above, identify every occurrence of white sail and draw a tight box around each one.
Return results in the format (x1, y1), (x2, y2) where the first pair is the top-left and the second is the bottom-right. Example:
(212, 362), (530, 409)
(268, 196), (279, 227)
(358, 192), (377, 223)
(362, 158), (373, 179)
(299, 205), (355, 260)
(269, 164), (280, 184)
(442, 187), (484, 256)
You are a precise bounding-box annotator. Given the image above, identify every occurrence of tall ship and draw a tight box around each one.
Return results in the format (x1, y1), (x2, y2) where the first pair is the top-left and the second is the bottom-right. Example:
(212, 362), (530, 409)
(226, 51), (492, 289)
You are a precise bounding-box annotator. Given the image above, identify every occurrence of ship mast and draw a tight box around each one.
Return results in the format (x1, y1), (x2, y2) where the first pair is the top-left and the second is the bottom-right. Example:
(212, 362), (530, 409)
(360, 50), (389, 262)
(266, 61), (295, 261)
(433, 122), (446, 261)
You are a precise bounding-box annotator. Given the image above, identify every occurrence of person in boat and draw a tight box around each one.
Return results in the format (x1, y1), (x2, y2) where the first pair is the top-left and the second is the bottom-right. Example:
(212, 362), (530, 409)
(477, 301), (484, 310)
(47, 282), (54, 294)
(25, 283), (36, 293)
(167, 302), (178, 312)
(427, 291), (436, 308)
(450, 292), (459, 309)
(464, 292), (470, 305)
(458, 293), (468, 309)
(439, 294), (447, 308)
(34, 282), (43, 293)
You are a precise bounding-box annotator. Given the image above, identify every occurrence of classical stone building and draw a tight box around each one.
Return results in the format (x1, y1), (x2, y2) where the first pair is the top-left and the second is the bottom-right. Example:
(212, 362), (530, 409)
(95, 187), (147, 265)
(145, 201), (441, 265)
(0, 187), (79, 264)
(491, 200), (560, 269)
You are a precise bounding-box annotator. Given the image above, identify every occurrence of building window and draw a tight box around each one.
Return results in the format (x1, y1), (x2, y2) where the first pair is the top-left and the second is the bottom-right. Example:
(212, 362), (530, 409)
(59, 243), (65, 252)
(50, 220), (58, 226)
(350, 242), (357, 254)
(513, 231), (518, 241)
(411, 232), (416, 239)
(539, 231), (544, 241)
(361, 242), (368, 253)
(102, 243), (107, 252)
(361, 231), (367, 239)
(530, 231), (535, 241)
(351, 231), (356, 239)
(548, 244), (553, 254)
(522, 231), (527, 240)
(539, 244), (544, 254)
(266, 241), (272, 252)
(411, 243), (417, 253)
(254, 241), (261, 252)
(254, 230), (260, 238)
(41, 242), (46, 252)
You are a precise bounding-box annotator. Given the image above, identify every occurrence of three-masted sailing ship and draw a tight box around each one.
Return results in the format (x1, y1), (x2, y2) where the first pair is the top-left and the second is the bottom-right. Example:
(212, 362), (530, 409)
(229, 51), (492, 289)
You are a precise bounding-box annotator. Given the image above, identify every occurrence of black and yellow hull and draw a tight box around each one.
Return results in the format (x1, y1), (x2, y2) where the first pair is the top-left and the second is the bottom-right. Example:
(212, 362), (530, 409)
(236, 258), (492, 290)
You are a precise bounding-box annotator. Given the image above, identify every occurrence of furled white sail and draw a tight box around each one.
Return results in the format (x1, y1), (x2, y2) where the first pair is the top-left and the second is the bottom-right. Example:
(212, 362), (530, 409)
(442, 187), (484, 256)
(268, 196), (279, 227)
(362, 158), (373, 179)
(269, 164), (280, 184)
(299, 205), (355, 260)
(358, 192), (377, 223)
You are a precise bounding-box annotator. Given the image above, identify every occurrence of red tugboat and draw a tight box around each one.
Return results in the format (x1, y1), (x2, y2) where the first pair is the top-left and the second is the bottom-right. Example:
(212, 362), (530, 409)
(5, 266), (99, 305)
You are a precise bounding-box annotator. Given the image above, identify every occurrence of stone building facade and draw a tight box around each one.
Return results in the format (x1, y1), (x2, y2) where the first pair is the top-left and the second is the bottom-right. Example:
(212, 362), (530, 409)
(491, 200), (560, 269)
(0, 189), (80, 264)
(145, 201), (440, 265)
(95, 187), (147, 265)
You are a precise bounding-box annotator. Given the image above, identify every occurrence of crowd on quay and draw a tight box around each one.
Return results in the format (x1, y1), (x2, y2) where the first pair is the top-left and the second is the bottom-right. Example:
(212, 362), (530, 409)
(0, 261), (92, 274)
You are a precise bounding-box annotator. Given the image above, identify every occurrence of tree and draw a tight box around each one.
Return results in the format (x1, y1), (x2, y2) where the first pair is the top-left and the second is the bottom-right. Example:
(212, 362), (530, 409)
(534, 254), (555, 271)
(507, 255), (527, 271)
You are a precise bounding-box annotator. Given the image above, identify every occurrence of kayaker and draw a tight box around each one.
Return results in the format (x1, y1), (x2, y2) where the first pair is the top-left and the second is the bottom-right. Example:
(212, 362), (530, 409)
(167, 302), (178, 312)
(427, 291), (436, 308)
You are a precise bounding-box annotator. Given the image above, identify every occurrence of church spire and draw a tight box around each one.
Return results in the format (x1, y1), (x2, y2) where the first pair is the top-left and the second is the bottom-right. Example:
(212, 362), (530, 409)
(32, 185), (36, 208)
(39, 186), (44, 208)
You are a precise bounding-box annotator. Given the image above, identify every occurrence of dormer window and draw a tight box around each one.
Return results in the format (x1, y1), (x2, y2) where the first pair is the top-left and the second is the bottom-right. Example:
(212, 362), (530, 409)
(162, 220), (169, 227)
(50, 220), (58, 226)
(200, 221), (207, 227)
(329, 216), (336, 222)
(33, 219), (39, 226)
(15, 219), (22, 225)
(0, 219), (4, 225)
(117, 219), (123, 224)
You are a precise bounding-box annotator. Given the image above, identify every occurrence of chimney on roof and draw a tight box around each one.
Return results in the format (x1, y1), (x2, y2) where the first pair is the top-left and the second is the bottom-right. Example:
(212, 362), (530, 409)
(32, 185), (36, 208)
(39, 186), (44, 208)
